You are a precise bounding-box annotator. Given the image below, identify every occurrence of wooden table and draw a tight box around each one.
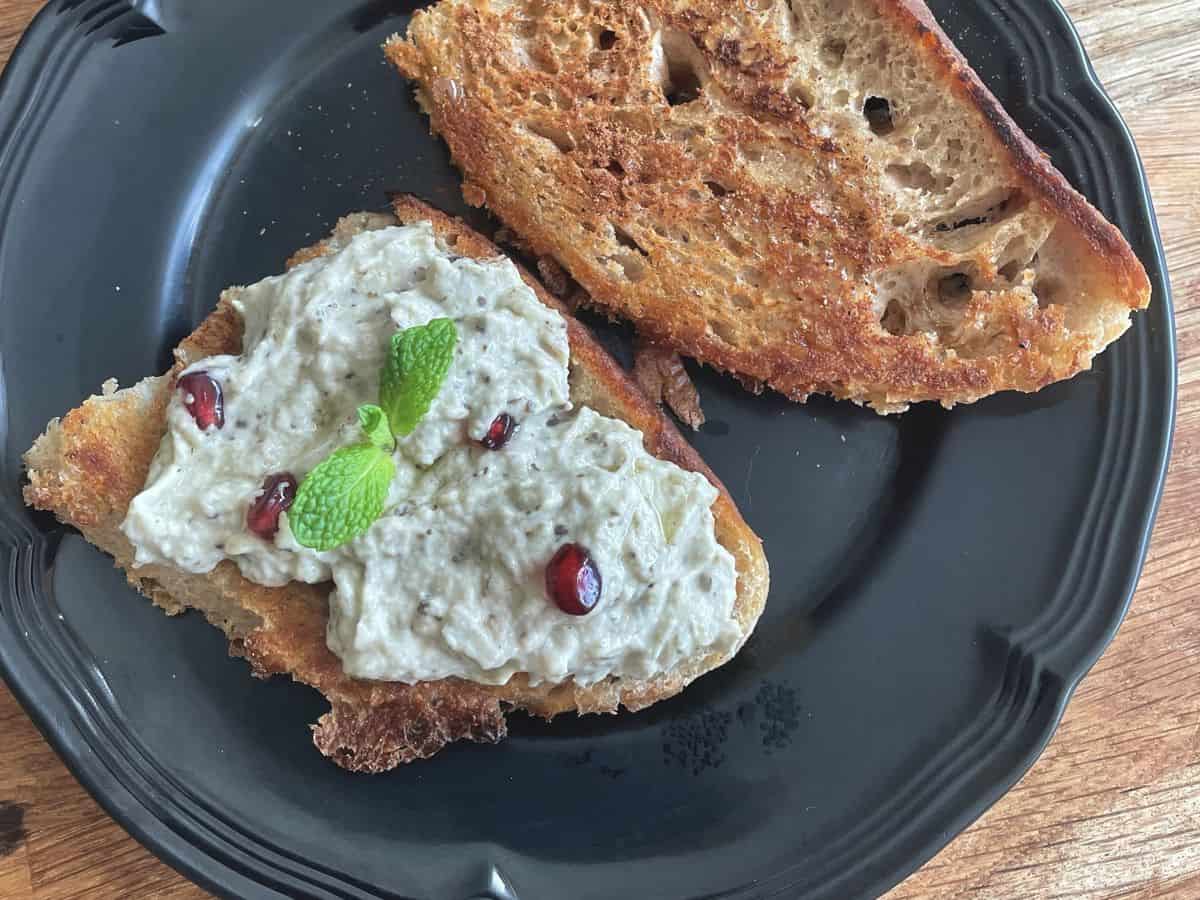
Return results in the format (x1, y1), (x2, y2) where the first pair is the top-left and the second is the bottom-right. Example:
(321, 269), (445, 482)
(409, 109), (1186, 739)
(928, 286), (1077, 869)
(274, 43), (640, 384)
(1, 1), (1197, 897)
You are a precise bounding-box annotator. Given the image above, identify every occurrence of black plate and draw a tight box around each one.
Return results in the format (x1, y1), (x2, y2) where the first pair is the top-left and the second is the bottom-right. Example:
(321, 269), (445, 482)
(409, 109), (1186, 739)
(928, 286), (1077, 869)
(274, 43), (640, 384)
(0, 1), (1175, 898)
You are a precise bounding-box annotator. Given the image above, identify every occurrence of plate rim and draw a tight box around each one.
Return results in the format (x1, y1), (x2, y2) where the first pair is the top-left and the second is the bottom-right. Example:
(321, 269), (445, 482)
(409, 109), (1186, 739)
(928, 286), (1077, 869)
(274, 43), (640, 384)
(0, 1), (1177, 898)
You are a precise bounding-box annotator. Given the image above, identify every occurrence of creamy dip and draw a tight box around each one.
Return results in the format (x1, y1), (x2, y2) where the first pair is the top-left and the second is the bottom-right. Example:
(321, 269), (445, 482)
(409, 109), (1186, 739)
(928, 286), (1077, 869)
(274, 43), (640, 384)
(122, 223), (739, 686)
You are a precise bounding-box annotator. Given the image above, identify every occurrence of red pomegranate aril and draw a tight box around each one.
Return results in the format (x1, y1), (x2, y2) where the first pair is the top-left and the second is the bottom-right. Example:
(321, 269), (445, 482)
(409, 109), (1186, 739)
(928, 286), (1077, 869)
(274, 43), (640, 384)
(545, 543), (602, 616)
(480, 412), (517, 450)
(246, 473), (297, 540)
(178, 371), (224, 430)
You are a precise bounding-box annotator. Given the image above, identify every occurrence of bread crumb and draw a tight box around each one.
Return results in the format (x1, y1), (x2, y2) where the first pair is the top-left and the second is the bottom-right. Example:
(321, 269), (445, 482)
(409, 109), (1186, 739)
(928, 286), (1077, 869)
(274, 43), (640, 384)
(632, 339), (705, 429)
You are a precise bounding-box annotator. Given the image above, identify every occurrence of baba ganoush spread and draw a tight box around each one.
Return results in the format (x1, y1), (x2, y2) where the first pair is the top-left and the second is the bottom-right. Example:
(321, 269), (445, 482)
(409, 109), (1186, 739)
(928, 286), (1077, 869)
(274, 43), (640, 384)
(122, 222), (740, 686)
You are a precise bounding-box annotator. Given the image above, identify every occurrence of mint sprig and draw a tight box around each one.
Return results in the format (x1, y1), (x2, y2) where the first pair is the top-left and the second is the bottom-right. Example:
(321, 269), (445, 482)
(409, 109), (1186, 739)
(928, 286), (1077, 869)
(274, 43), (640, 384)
(381, 317), (458, 436)
(289, 443), (395, 551)
(288, 319), (457, 551)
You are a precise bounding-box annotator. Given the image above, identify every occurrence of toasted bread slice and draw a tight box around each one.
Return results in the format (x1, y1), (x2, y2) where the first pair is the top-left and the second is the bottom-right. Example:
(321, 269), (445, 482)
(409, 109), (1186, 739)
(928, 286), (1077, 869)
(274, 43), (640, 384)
(386, 0), (1151, 412)
(23, 196), (769, 772)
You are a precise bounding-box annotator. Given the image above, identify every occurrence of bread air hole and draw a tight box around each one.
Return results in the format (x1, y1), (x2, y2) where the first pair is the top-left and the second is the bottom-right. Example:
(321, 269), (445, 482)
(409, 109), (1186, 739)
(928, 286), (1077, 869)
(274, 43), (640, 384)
(598, 28), (617, 50)
(600, 252), (646, 282)
(945, 138), (964, 167)
(864, 96), (894, 135)
(1035, 273), (1061, 309)
(711, 319), (738, 344)
(525, 120), (574, 153)
(613, 225), (649, 257)
(931, 190), (1024, 234)
(999, 260), (1023, 282)
(665, 59), (703, 106)
(934, 214), (987, 233)
(661, 31), (705, 106)
(787, 81), (815, 110)
(936, 272), (973, 305)
(881, 299), (907, 336)
(997, 234), (1036, 283)
(821, 38), (847, 67)
(886, 161), (937, 192)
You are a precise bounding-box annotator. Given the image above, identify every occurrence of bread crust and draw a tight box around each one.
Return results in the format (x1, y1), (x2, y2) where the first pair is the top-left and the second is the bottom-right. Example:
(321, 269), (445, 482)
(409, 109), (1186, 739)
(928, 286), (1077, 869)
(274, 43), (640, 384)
(880, 1), (1147, 295)
(23, 197), (769, 771)
(386, 0), (1150, 412)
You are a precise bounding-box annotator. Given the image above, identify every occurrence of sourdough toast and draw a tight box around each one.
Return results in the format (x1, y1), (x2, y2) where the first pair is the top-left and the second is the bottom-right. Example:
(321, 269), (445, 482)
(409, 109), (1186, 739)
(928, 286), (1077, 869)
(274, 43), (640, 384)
(23, 196), (769, 771)
(387, 0), (1151, 412)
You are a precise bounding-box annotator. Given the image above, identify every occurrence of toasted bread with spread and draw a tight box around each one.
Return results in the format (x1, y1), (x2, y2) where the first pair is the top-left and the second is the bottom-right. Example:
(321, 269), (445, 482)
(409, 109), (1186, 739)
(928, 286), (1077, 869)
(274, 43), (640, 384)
(23, 196), (769, 771)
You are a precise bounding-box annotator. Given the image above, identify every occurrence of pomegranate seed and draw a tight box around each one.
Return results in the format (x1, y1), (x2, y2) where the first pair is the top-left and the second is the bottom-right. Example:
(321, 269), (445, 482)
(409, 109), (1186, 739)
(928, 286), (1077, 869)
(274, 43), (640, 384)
(178, 371), (224, 430)
(480, 413), (517, 450)
(545, 543), (602, 616)
(246, 473), (297, 540)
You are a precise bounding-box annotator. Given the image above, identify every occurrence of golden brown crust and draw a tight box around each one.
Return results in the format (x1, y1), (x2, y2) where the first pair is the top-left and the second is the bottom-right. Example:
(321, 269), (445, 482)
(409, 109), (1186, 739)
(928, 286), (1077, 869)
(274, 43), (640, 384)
(386, 0), (1150, 412)
(23, 197), (768, 771)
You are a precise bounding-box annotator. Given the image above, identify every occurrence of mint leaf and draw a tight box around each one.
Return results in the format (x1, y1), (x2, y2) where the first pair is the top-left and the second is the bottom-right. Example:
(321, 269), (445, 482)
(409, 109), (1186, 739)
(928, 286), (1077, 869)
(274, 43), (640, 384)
(357, 404), (395, 452)
(289, 444), (395, 551)
(380, 318), (458, 436)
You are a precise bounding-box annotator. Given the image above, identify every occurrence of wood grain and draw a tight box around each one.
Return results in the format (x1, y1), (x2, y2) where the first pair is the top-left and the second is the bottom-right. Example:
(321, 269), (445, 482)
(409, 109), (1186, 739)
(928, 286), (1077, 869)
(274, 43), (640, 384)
(1, 1), (1197, 897)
